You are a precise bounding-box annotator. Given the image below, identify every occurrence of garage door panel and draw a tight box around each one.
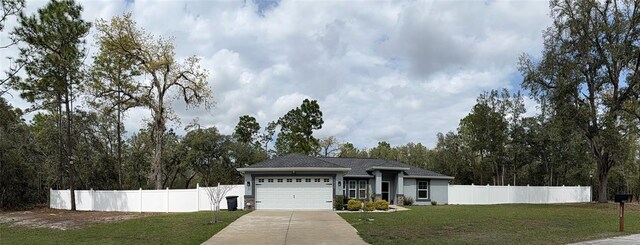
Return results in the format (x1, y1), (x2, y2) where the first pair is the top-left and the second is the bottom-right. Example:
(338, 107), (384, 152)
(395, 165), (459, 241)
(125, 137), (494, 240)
(256, 176), (333, 210)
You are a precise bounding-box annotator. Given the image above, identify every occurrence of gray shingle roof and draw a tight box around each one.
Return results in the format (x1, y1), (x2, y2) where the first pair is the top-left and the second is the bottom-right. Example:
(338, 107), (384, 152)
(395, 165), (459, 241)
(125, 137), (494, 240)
(249, 153), (452, 178)
(249, 153), (345, 168)
(318, 157), (452, 178)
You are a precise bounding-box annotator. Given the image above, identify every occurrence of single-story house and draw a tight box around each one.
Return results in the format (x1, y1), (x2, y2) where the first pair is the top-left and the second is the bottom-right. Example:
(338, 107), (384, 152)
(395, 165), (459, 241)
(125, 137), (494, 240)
(237, 153), (454, 210)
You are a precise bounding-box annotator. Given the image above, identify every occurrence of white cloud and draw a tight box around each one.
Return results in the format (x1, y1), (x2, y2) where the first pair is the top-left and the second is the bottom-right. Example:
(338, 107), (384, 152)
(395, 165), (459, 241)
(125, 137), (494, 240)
(272, 92), (312, 117)
(1, 0), (552, 149)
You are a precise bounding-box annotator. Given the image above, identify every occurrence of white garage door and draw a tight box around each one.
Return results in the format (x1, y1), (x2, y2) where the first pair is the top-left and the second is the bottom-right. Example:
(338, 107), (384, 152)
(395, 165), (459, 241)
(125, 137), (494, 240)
(255, 177), (333, 210)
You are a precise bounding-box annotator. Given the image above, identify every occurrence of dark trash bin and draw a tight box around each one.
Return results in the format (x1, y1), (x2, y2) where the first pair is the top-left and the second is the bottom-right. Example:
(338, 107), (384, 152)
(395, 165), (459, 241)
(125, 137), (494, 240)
(226, 196), (238, 211)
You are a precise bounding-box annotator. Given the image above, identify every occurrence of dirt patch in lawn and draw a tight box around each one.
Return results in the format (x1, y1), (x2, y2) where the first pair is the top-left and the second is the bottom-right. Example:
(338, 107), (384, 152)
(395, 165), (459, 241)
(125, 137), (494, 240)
(0, 208), (158, 230)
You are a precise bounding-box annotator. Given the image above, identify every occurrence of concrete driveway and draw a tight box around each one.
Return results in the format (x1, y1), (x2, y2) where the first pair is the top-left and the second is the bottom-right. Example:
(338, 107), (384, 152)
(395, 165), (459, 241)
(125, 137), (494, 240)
(202, 211), (368, 245)
(570, 234), (640, 245)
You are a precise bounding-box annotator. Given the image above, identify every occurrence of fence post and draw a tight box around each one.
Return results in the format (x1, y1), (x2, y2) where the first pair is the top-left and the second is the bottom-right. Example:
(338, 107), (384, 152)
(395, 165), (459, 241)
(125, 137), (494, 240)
(471, 183), (475, 204)
(562, 185), (566, 203)
(527, 184), (530, 203)
(507, 184), (511, 203)
(546, 185), (550, 203)
(49, 188), (52, 209)
(196, 183), (200, 211)
(486, 184), (490, 204)
(90, 188), (94, 211)
(166, 187), (170, 213)
(139, 188), (143, 213)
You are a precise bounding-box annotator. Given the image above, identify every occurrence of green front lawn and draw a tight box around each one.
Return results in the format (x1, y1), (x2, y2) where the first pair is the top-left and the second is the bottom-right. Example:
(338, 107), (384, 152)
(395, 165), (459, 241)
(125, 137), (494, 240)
(339, 204), (640, 245)
(1, 210), (248, 244)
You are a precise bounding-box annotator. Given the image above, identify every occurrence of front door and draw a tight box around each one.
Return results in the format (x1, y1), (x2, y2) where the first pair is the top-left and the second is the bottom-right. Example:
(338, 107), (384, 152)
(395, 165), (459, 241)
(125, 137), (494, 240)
(381, 181), (389, 201)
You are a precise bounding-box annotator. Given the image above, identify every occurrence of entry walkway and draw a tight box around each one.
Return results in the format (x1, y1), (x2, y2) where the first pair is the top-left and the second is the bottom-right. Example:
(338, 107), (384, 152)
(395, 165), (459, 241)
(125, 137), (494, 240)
(202, 210), (369, 245)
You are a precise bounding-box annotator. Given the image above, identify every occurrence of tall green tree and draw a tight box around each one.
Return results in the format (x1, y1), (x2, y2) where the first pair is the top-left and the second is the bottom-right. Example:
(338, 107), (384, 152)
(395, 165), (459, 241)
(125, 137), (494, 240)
(519, 0), (640, 202)
(233, 115), (261, 146)
(429, 132), (474, 184)
(338, 142), (368, 158)
(11, 0), (90, 210)
(124, 129), (152, 189)
(275, 99), (323, 155)
(0, 97), (39, 208)
(395, 142), (430, 168)
(369, 141), (396, 160)
(88, 28), (142, 189)
(459, 101), (508, 185)
(95, 14), (213, 189)
(259, 121), (277, 155)
(182, 127), (240, 185)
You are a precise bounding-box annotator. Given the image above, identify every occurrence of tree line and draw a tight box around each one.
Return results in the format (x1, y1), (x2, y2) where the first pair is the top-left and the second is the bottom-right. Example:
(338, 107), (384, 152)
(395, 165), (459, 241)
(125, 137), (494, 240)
(334, 89), (638, 201)
(1, 0), (639, 209)
(0, 0), (326, 209)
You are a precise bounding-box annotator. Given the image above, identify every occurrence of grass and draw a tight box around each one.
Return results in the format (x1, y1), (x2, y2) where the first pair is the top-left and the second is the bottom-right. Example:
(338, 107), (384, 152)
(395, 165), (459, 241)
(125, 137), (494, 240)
(339, 203), (640, 245)
(1, 210), (248, 244)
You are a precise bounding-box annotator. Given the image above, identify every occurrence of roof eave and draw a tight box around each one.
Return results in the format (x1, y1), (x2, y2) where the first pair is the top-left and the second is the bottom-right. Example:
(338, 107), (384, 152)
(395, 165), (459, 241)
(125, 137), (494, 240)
(366, 166), (411, 171)
(237, 167), (351, 173)
(404, 175), (455, 180)
(344, 174), (374, 178)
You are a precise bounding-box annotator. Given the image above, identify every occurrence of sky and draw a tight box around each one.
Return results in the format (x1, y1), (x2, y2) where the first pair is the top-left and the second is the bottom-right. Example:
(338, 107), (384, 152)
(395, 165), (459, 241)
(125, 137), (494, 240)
(0, 0), (552, 149)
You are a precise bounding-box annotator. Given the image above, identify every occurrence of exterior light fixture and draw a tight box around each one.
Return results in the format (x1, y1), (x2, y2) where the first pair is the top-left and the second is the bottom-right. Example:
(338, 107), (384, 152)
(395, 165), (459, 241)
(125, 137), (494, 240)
(247, 181), (251, 187)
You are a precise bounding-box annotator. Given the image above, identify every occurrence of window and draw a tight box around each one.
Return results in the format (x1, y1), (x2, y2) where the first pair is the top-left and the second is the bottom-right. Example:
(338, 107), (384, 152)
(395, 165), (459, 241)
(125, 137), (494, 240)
(343, 181), (346, 196)
(305, 178), (311, 182)
(277, 179), (283, 183)
(268, 179), (274, 183)
(359, 180), (367, 199)
(286, 179), (292, 182)
(324, 178), (330, 182)
(258, 179), (264, 183)
(314, 178), (320, 182)
(296, 178), (302, 182)
(418, 181), (429, 199)
(349, 180), (356, 198)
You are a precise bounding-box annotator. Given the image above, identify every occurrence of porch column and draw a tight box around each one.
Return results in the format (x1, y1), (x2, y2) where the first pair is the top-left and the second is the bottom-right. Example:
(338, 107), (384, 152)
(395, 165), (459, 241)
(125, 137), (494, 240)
(335, 173), (344, 196)
(396, 172), (404, 206)
(375, 170), (382, 200)
(243, 173), (255, 210)
(244, 174), (253, 196)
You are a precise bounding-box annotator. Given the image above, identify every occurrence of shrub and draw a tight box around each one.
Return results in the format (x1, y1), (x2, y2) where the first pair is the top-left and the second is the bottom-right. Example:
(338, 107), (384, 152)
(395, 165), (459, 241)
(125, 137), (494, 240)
(431, 200), (437, 206)
(403, 196), (415, 206)
(374, 199), (389, 210)
(334, 196), (344, 210)
(363, 201), (375, 211)
(347, 199), (362, 211)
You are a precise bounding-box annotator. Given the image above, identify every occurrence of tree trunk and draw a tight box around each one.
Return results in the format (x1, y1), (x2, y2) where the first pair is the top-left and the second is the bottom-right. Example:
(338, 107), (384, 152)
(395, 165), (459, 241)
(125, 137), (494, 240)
(57, 95), (63, 190)
(185, 173), (195, 189)
(152, 111), (165, 189)
(117, 97), (122, 189)
(65, 93), (76, 211)
(598, 162), (609, 203)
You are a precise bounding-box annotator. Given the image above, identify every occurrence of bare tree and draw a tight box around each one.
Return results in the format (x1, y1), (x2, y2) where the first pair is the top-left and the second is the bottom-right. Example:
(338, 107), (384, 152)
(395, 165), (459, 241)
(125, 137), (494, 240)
(95, 14), (213, 189)
(204, 183), (234, 223)
(317, 136), (341, 157)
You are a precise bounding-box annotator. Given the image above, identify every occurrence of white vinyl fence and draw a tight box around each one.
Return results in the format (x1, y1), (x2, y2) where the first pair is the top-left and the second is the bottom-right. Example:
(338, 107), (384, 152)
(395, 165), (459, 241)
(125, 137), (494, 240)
(448, 184), (591, 205)
(50, 184), (591, 211)
(50, 184), (245, 212)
